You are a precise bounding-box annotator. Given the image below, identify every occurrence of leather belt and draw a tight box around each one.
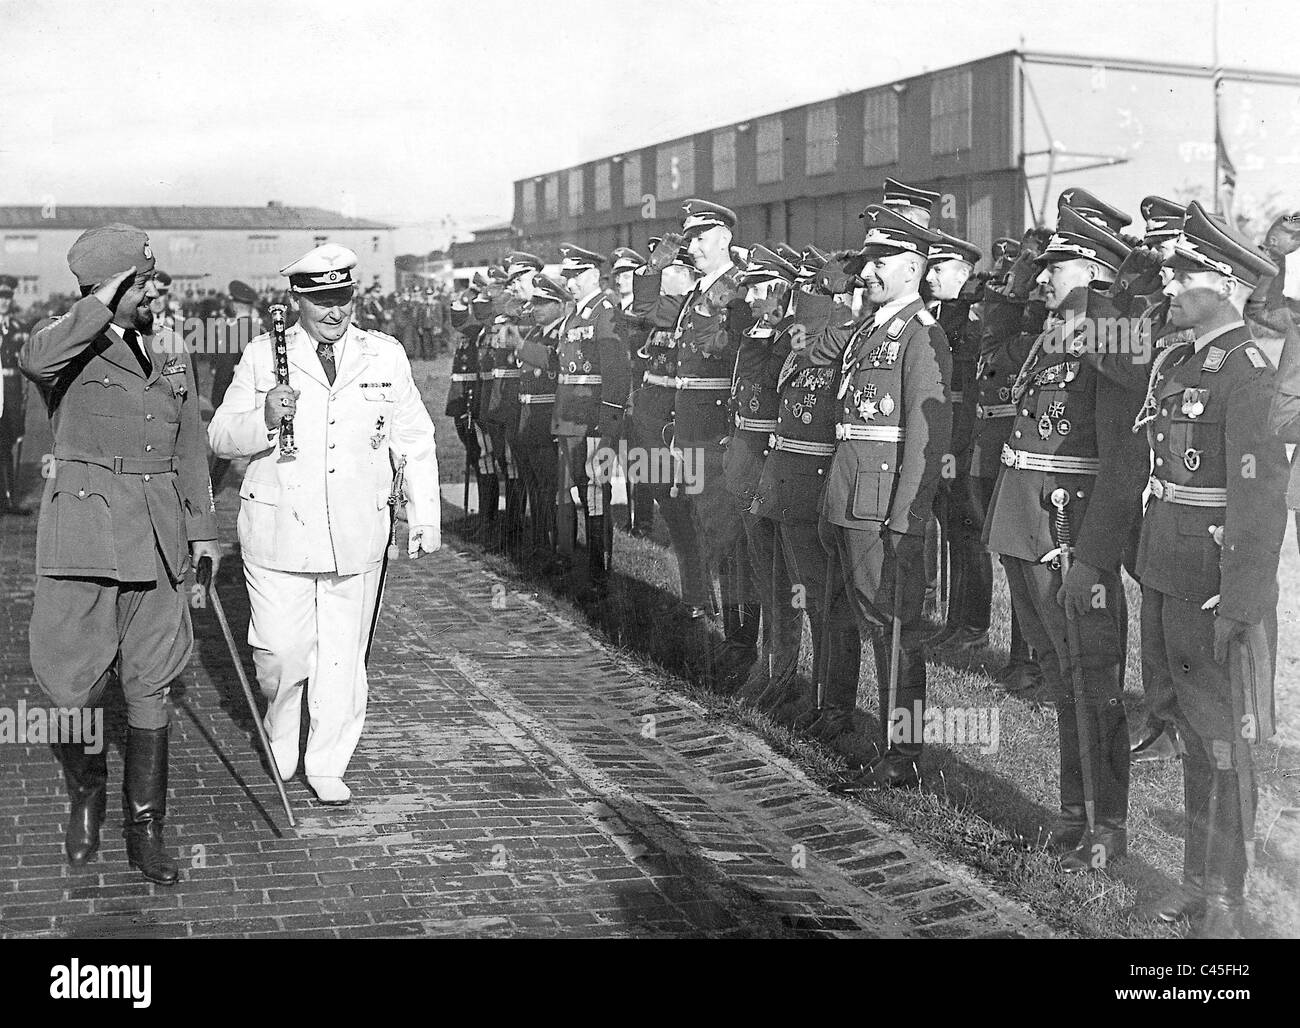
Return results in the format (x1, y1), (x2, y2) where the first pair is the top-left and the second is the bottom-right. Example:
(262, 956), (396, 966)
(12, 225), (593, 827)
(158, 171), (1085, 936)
(57, 452), (178, 475)
(643, 373), (676, 388)
(735, 415), (778, 432)
(835, 424), (904, 442)
(492, 368), (521, 379)
(450, 372), (477, 382)
(977, 403), (1016, 419)
(518, 394), (555, 404)
(951, 391), (964, 403)
(675, 376), (731, 390)
(559, 373), (602, 385)
(1148, 476), (1227, 507)
(768, 433), (836, 456)
(1000, 444), (1099, 475)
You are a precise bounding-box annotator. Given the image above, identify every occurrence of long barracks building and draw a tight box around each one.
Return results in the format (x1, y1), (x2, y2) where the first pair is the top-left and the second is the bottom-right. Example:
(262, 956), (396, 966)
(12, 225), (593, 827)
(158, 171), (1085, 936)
(511, 50), (1300, 268)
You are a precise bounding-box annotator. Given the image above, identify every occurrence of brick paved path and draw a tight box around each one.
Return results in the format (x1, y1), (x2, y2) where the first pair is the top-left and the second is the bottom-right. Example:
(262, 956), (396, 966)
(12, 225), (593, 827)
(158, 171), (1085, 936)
(0, 466), (1050, 938)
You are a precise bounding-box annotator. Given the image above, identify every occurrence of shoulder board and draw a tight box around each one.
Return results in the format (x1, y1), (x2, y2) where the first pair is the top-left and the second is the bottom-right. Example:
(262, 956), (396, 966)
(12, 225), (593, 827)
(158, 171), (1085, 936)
(914, 307), (936, 326)
(366, 330), (402, 347)
(886, 317), (906, 340)
(1245, 345), (1269, 370)
(1202, 346), (1226, 372)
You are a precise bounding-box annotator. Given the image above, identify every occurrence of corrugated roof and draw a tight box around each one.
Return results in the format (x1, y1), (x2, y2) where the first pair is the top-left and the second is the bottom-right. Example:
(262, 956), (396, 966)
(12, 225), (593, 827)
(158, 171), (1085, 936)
(0, 205), (394, 231)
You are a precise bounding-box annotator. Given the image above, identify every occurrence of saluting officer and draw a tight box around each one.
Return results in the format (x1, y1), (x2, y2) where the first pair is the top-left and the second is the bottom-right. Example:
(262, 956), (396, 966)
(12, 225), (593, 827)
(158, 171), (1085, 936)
(512, 274), (567, 561)
(21, 225), (220, 883)
(809, 206), (951, 785)
(208, 244), (441, 805)
(984, 201), (1149, 871)
(612, 246), (656, 537)
(552, 244), (630, 592)
(1135, 204), (1287, 938)
(628, 237), (713, 618)
(922, 233), (987, 653)
(728, 246), (805, 705)
(0, 274), (31, 514)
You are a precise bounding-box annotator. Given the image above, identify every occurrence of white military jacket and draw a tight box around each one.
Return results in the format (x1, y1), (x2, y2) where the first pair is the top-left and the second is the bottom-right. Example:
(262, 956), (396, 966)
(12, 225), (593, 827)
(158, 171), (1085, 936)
(208, 321), (439, 575)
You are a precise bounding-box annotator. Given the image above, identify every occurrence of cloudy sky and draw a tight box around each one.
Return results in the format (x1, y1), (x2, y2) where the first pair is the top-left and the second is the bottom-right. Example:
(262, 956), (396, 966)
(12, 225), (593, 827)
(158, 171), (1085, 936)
(0, 0), (1293, 253)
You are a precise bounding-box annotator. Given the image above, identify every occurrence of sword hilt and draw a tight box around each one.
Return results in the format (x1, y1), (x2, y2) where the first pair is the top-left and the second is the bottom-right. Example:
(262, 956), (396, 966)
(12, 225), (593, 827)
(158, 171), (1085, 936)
(1048, 488), (1072, 572)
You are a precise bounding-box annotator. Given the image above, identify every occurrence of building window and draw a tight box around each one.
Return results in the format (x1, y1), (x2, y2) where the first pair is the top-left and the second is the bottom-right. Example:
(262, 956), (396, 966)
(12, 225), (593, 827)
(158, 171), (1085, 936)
(713, 128), (736, 191)
(3, 234), (38, 255)
(543, 174), (559, 220)
(16, 275), (38, 297)
(248, 234), (279, 254)
(521, 181), (537, 223)
(756, 115), (784, 184)
(595, 162), (611, 211)
(862, 90), (899, 166)
(655, 140), (695, 200)
(931, 68), (972, 155)
(805, 101), (838, 176)
(623, 155), (642, 207)
(169, 235), (199, 256)
(568, 168), (585, 217)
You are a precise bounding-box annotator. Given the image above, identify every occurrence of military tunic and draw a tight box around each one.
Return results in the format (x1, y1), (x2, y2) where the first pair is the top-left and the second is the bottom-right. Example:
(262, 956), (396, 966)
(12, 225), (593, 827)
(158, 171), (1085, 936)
(514, 318), (561, 554)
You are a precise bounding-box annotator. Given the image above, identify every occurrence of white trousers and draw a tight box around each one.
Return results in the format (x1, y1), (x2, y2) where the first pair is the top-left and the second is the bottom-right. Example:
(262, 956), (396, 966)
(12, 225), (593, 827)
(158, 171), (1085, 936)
(243, 559), (382, 779)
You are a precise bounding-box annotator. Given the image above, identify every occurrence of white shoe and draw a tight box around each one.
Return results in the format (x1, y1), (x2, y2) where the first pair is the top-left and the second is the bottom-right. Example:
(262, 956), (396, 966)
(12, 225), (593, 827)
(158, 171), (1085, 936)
(307, 776), (351, 805)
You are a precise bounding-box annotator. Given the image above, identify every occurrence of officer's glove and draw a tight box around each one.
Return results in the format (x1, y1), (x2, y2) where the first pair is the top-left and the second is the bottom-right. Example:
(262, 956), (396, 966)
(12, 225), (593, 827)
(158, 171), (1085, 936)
(408, 525), (442, 558)
(1108, 245), (1166, 314)
(645, 232), (687, 273)
(1003, 251), (1042, 300)
(1262, 211), (1300, 259)
(1212, 614), (1251, 665)
(1056, 560), (1104, 619)
(815, 251), (859, 295)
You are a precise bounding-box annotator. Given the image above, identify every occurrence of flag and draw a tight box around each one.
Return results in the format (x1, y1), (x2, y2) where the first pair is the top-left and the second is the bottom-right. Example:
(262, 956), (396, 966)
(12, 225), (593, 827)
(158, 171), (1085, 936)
(1213, 67), (1237, 221)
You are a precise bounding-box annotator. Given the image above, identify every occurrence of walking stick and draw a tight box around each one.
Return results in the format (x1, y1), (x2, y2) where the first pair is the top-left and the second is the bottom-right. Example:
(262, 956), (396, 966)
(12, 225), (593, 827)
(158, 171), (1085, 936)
(885, 547), (904, 756)
(195, 556), (296, 827)
(366, 456), (407, 666)
(1042, 489), (1097, 840)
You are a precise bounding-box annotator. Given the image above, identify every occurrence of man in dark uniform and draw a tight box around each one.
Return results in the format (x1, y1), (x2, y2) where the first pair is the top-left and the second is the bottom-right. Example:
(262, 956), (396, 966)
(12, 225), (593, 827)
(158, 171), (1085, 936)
(513, 275), (567, 562)
(633, 200), (758, 685)
(445, 282), (484, 522)
(612, 246), (655, 537)
(728, 246), (805, 705)
(0, 274), (32, 514)
(922, 233), (986, 653)
(449, 275), (503, 536)
(208, 279), (263, 494)
(970, 234), (1048, 692)
(748, 250), (861, 720)
(550, 244), (630, 592)
(1136, 203), (1287, 937)
(20, 225), (220, 884)
(629, 238), (712, 619)
(984, 201), (1149, 871)
(809, 206), (951, 785)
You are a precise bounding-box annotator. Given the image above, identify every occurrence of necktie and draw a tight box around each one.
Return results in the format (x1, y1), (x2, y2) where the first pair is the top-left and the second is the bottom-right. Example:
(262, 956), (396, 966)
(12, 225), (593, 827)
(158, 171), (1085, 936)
(123, 329), (151, 376)
(317, 342), (336, 385)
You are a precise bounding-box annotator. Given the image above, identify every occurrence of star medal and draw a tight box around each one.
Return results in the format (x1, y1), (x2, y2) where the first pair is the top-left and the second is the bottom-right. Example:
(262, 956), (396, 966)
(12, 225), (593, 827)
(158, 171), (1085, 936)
(1038, 413), (1053, 440)
(858, 397), (878, 421)
(371, 416), (386, 450)
(1184, 448), (1202, 472)
(879, 393), (895, 416)
(1181, 388), (1205, 418)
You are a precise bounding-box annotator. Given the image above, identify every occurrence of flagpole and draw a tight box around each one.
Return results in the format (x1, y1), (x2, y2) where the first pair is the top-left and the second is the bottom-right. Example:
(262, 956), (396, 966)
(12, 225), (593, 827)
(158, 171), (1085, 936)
(1211, 0), (1222, 214)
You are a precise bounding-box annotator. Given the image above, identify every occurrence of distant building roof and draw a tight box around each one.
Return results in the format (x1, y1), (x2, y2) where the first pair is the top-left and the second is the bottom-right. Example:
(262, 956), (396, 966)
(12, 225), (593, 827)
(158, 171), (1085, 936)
(0, 204), (395, 231)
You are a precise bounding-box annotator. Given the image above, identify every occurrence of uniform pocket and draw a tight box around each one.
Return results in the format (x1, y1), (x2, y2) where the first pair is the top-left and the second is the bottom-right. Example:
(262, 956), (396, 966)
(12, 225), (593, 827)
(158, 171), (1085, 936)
(48, 462), (112, 561)
(81, 376), (129, 416)
(851, 470), (895, 520)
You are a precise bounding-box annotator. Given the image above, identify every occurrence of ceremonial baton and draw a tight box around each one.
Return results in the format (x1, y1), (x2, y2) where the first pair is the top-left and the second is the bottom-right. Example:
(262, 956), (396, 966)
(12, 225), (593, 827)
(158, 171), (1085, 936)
(196, 556), (295, 827)
(1042, 488), (1097, 840)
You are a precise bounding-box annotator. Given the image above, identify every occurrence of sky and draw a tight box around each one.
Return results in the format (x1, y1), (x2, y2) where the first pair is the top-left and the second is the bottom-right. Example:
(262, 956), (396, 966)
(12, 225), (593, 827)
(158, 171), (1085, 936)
(0, 0), (1295, 254)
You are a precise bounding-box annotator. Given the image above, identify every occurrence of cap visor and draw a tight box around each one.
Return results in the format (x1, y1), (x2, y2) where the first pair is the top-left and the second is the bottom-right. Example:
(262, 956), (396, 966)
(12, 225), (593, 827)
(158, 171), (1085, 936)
(298, 286), (355, 306)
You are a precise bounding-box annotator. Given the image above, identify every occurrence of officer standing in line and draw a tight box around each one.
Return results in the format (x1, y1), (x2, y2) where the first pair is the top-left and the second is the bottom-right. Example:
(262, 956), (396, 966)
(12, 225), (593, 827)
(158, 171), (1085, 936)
(445, 279), (485, 522)
(984, 201), (1149, 871)
(629, 237), (713, 619)
(922, 232), (986, 653)
(969, 233), (1048, 693)
(612, 246), (656, 538)
(551, 244), (629, 594)
(450, 274), (501, 536)
(0, 274), (32, 514)
(22, 225), (220, 883)
(806, 206), (951, 784)
(747, 248), (862, 722)
(729, 246), (804, 704)
(512, 274), (567, 563)
(1134, 203), (1287, 937)
(633, 200), (758, 685)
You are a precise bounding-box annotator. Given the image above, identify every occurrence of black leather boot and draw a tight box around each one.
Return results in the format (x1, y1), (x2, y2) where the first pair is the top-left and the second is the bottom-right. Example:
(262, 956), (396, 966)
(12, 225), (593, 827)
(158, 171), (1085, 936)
(1062, 695), (1129, 873)
(1049, 687), (1089, 855)
(1195, 766), (1249, 939)
(584, 513), (608, 595)
(504, 479), (526, 552)
(122, 726), (179, 886)
(54, 739), (108, 865)
(1145, 745), (1211, 921)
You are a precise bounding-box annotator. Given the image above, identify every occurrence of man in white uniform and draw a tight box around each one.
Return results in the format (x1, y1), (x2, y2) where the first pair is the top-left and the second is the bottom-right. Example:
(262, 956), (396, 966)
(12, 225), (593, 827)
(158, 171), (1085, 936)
(209, 245), (440, 804)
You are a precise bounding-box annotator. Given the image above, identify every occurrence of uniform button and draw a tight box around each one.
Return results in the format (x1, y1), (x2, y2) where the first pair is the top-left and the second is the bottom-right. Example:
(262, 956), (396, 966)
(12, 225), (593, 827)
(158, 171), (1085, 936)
(1014, 430), (1022, 439)
(144, 385), (150, 391)
(1076, 490), (1084, 498)
(1155, 457), (1163, 466)
(146, 413), (154, 421)
(1162, 407), (1169, 416)
(78, 489), (85, 497)
(143, 475), (151, 482)
(881, 462), (889, 470)
(329, 419), (336, 425)
(145, 444), (153, 452)
(102, 377), (110, 384)
(329, 468), (335, 474)
(329, 443), (336, 449)
(1021, 409), (1029, 416)
(817, 468), (823, 475)
(1028, 388), (1035, 396)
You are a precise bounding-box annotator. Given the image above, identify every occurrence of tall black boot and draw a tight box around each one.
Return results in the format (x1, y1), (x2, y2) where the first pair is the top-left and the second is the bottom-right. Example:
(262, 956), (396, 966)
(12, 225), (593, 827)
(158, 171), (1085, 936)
(1144, 743), (1211, 922)
(505, 478), (526, 553)
(54, 738), (108, 865)
(122, 726), (179, 886)
(854, 638), (923, 788)
(1197, 765), (1250, 939)
(1049, 679), (1088, 855)
(1062, 694), (1129, 872)
(585, 513), (607, 593)
(479, 473), (500, 527)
